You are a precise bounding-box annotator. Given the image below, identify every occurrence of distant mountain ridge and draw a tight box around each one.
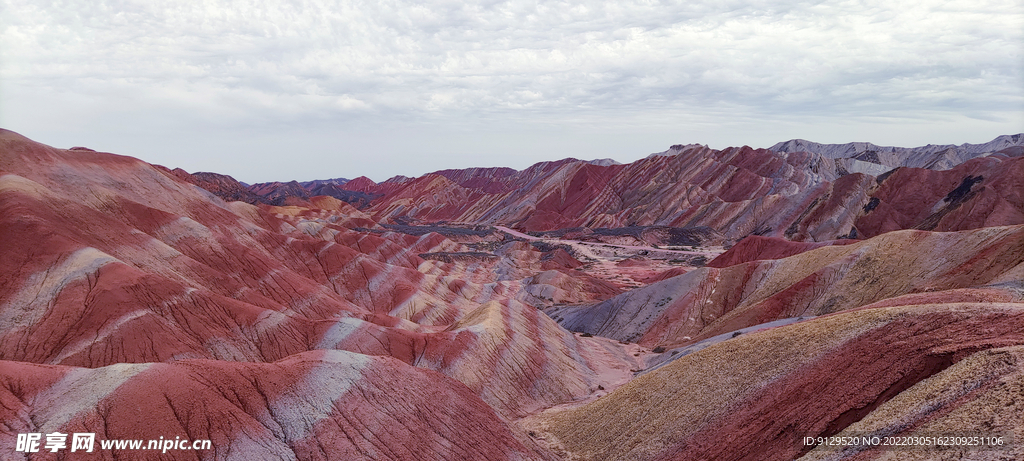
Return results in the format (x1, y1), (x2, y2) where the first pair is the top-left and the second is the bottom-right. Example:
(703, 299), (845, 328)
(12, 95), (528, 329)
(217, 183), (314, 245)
(174, 134), (1024, 242)
(299, 177), (350, 189)
(769, 133), (1024, 170)
(770, 133), (1023, 157)
(314, 134), (1023, 240)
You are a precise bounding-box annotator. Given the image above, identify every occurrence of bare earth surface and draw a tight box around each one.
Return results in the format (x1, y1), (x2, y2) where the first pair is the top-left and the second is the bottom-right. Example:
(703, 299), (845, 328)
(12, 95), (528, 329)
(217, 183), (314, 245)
(495, 225), (725, 290)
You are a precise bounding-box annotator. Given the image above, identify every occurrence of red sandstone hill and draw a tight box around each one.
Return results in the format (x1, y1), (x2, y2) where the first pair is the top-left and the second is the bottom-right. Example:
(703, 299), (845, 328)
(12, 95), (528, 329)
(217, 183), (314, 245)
(332, 138), (1024, 241)
(706, 235), (858, 268)
(1, 351), (553, 460)
(194, 134), (1024, 243)
(244, 177), (381, 208)
(3, 128), (1024, 460)
(529, 303), (1024, 461)
(549, 225), (1024, 348)
(168, 169), (268, 205)
(0, 129), (643, 459)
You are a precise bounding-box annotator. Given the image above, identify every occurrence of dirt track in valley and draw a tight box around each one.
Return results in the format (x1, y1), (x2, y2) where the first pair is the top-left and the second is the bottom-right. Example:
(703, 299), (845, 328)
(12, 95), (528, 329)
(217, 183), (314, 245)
(495, 226), (725, 289)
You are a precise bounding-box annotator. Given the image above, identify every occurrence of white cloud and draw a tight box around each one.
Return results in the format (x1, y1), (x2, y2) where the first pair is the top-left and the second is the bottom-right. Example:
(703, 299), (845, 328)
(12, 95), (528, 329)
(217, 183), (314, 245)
(1, 0), (1021, 181)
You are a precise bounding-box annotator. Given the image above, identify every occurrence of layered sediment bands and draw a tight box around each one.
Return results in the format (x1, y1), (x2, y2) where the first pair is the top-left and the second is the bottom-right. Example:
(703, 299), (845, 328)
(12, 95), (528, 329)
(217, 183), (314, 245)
(707, 235), (858, 268)
(332, 140), (1023, 240)
(5, 127), (1024, 460)
(800, 346), (1024, 461)
(855, 155), (1024, 238)
(769, 134), (1024, 170)
(532, 303), (1024, 461)
(168, 168), (267, 205)
(170, 134), (1023, 242)
(418, 301), (602, 418)
(549, 225), (1024, 347)
(355, 146), (849, 237)
(0, 129), (632, 436)
(315, 300), (627, 419)
(249, 180), (312, 205)
(0, 350), (553, 461)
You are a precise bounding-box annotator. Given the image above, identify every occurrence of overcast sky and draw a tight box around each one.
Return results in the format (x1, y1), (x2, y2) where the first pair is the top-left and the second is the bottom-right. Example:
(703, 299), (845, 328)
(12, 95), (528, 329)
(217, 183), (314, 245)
(2, 0), (1022, 183)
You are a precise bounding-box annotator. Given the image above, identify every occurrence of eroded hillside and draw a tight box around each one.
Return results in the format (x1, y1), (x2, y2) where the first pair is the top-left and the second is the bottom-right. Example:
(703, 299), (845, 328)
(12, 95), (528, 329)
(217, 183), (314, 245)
(2, 128), (1022, 460)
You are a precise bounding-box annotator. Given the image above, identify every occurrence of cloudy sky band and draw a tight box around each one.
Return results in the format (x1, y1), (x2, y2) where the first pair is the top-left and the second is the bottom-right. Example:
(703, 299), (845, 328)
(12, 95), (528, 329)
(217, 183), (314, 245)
(2, 0), (1021, 181)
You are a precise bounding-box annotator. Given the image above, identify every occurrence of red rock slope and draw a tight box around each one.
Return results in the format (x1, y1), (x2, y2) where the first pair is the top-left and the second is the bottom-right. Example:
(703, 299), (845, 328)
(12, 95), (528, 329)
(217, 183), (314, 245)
(0, 350), (551, 460)
(528, 302), (1024, 461)
(342, 144), (1024, 241)
(0, 129), (642, 458)
(548, 225), (1024, 348)
(4, 128), (1022, 460)
(706, 235), (858, 268)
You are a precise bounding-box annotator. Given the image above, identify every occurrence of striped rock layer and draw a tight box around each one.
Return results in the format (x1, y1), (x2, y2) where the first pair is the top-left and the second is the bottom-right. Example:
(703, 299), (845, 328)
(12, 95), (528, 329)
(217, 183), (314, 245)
(336, 139), (1024, 240)
(548, 225), (1024, 348)
(530, 302), (1024, 461)
(0, 350), (552, 460)
(3, 128), (1023, 460)
(0, 129), (640, 459)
